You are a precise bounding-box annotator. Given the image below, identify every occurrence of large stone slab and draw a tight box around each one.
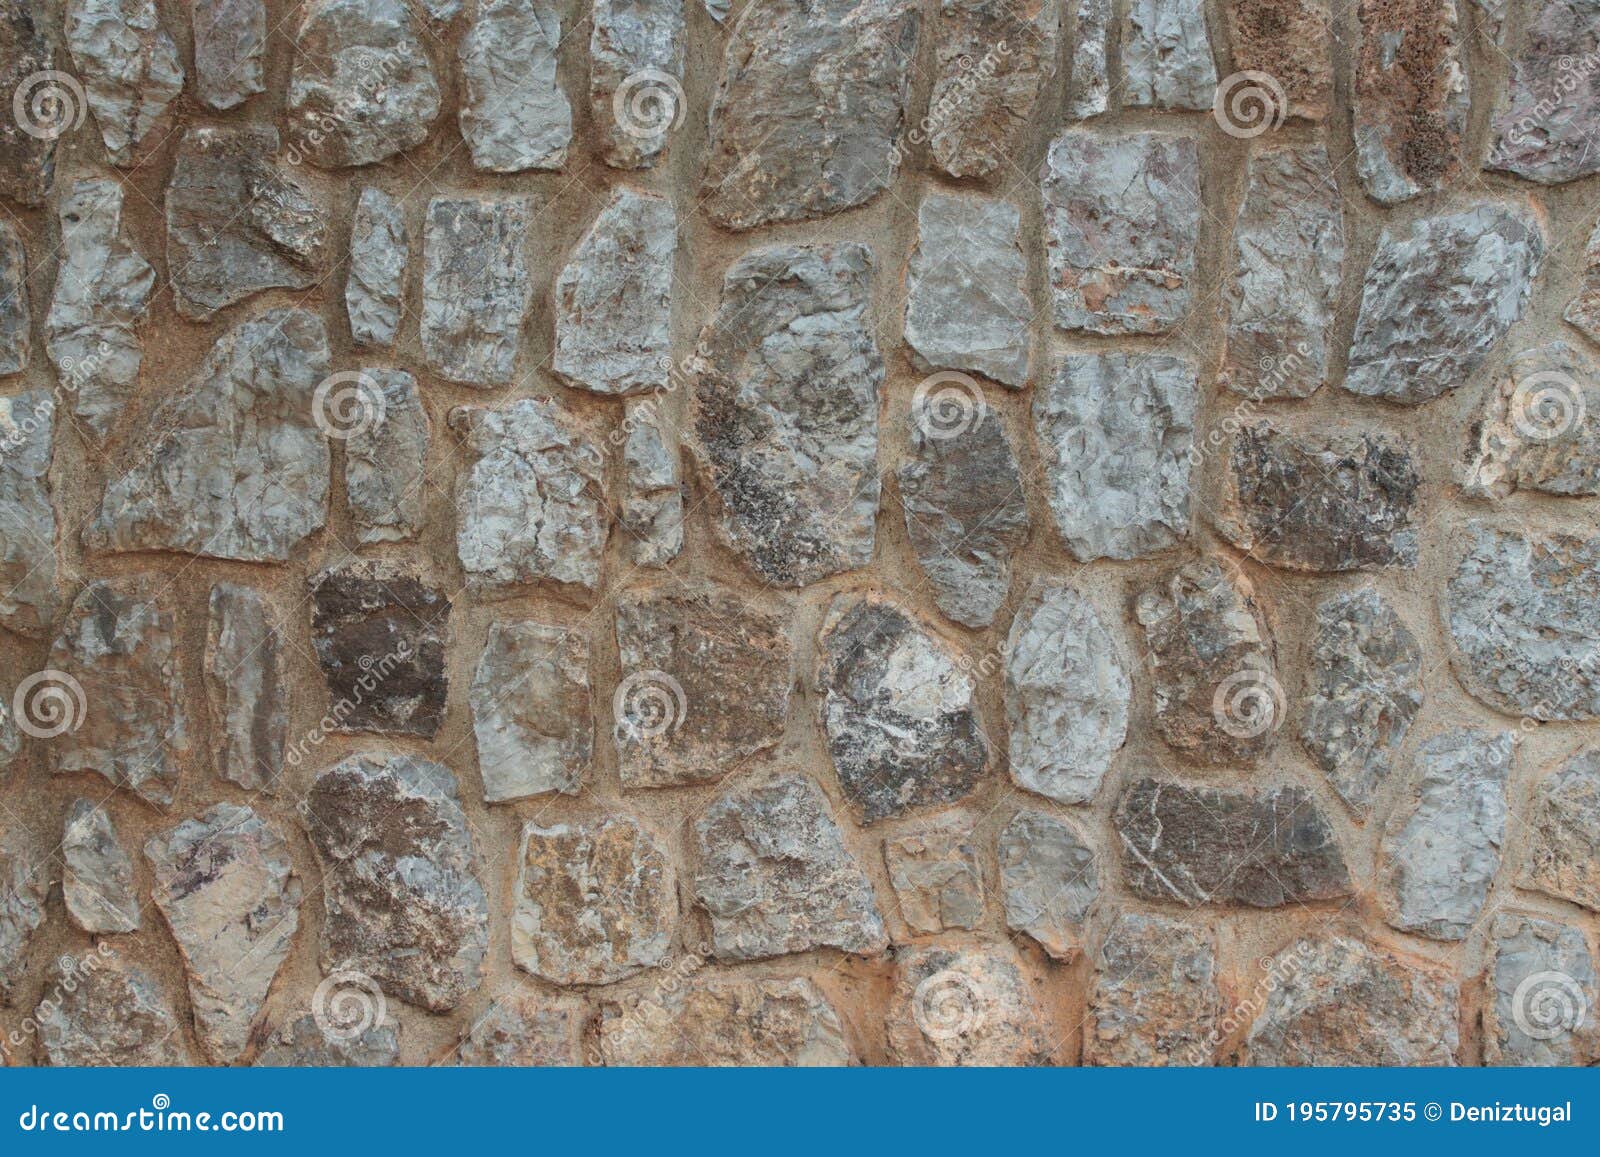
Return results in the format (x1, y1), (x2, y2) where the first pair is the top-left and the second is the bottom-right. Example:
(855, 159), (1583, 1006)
(65, 0), (182, 166)
(1486, 0), (1600, 183)
(1086, 913), (1220, 1066)
(0, 2), (61, 206)
(422, 197), (533, 387)
(998, 809), (1096, 962)
(205, 583), (286, 792)
(598, 978), (851, 1065)
(0, 833), (47, 1003)
(1484, 913), (1598, 1066)
(62, 799), (137, 933)
(1461, 343), (1600, 499)
(471, 621), (590, 801)
(590, 0), (686, 169)
(884, 823), (984, 935)
(0, 391), (59, 636)
(346, 187), (406, 349)
(1353, 0), (1467, 204)
(926, 0), (1058, 178)
(345, 369), (427, 545)
(37, 956), (185, 1065)
(1520, 748), (1600, 911)
(1122, 0), (1216, 109)
(459, 0), (570, 172)
(885, 942), (1048, 1066)
(192, 0), (265, 109)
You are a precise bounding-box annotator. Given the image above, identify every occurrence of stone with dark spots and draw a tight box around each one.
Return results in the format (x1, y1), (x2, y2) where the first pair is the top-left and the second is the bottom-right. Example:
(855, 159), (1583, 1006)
(0, 1), (60, 206)
(0, 221), (26, 377)
(1222, 0), (1333, 121)
(1352, 0), (1467, 204)
(192, 0), (265, 109)
(37, 956), (187, 1065)
(1486, 0), (1600, 184)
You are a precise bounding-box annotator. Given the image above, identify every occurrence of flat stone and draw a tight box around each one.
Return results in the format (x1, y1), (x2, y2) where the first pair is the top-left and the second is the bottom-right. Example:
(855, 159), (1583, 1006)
(346, 187), (406, 349)
(1565, 216), (1600, 343)
(513, 818), (676, 985)
(48, 576), (187, 807)
(308, 561), (450, 738)
(1486, 0), (1600, 183)
(1247, 936), (1459, 1064)
(205, 583), (286, 792)
(1222, 0), (1333, 121)
(1115, 778), (1351, 907)
(927, 0), (1058, 178)
(254, 1014), (398, 1066)
(459, 0), (570, 172)
(1086, 913), (1220, 1066)
(302, 753), (488, 1012)
(552, 189), (674, 396)
(471, 621), (590, 801)
(590, 0), (687, 169)
(192, 0), (265, 108)
(86, 308), (330, 561)
(1067, 0), (1110, 117)
(0, 2), (60, 206)
(599, 978), (851, 1065)
(1444, 523), (1600, 720)
(699, 0), (919, 229)
(1353, 0), (1467, 203)
(693, 771), (887, 961)
(614, 584), (790, 788)
(0, 391), (59, 636)
(286, 0), (440, 167)
(1122, 0), (1217, 109)
(817, 594), (988, 824)
(65, 0), (182, 166)
(62, 799), (138, 933)
(691, 244), (881, 586)
(1344, 203), (1545, 404)
(899, 398), (1028, 628)
(47, 177), (153, 442)
(421, 196), (533, 388)
(620, 400), (683, 567)
(1222, 144), (1344, 400)
(904, 192), (1030, 388)
(345, 369), (427, 545)
(0, 221), (27, 375)
(1485, 913), (1599, 1065)
(883, 823), (984, 935)
(37, 956), (184, 1065)
(146, 804), (301, 1063)
(450, 397), (607, 592)
(885, 942), (1048, 1066)
(998, 809), (1096, 962)
(1299, 588), (1423, 817)
(1462, 342), (1600, 498)
(1520, 748), (1600, 910)
(454, 994), (585, 1065)
(0, 833), (46, 1003)
(1035, 352), (1197, 561)
(1004, 580), (1129, 805)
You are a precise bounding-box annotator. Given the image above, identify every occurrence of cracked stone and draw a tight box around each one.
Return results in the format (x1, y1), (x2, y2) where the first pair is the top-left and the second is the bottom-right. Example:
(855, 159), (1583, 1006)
(1223, 0), (1333, 120)
(1486, 0), (1600, 183)
(1086, 912), (1220, 1066)
(65, 0), (182, 166)
(591, 0), (686, 169)
(0, 391), (59, 636)
(37, 955), (185, 1065)
(999, 809), (1096, 962)
(884, 822), (984, 935)
(0, 221), (27, 375)
(205, 583), (286, 793)
(927, 0), (1058, 178)
(0, 832), (46, 1003)
(599, 977), (851, 1065)
(62, 799), (137, 933)
(0, 2), (59, 206)
(1462, 342), (1600, 498)
(192, 0), (265, 109)
(346, 187), (407, 349)
(1353, 0), (1467, 204)
(471, 620), (590, 801)
(1485, 913), (1599, 1066)
(885, 942), (1048, 1066)
(1520, 747), (1600, 911)
(1123, 0), (1217, 109)
(1067, 0), (1110, 118)
(254, 1014), (398, 1066)
(453, 994), (585, 1066)
(621, 400), (683, 567)
(422, 196), (533, 387)
(459, 0), (570, 172)
(346, 369), (427, 545)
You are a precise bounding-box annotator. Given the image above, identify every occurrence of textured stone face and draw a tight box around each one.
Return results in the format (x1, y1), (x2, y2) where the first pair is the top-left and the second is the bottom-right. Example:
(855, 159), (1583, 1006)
(37, 956), (185, 1065)
(998, 810), (1096, 961)
(454, 994), (585, 1066)
(885, 943), (1048, 1066)
(302, 754), (488, 1012)
(1484, 913), (1599, 1066)
(205, 583), (286, 793)
(422, 197), (533, 387)
(62, 799), (137, 933)
(1343, 204), (1545, 404)
(65, 0), (183, 166)
(884, 823), (984, 935)
(345, 369), (427, 545)
(1247, 936), (1459, 1065)
(1222, 0), (1332, 120)
(590, 0), (686, 169)
(0, 834), (46, 1003)
(1122, 0), (1216, 109)
(1461, 343), (1600, 498)
(817, 595), (988, 824)
(1520, 748), (1600, 911)
(699, 0), (919, 229)
(254, 1014), (398, 1066)
(0, 222), (26, 377)
(1067, 0), (1110, 118)
(513, 818), (676, 986)
(346, 188), (407, 349)
(1566, 216), (1600, 343)
(691, 245), (882, 586)
(459, 0), (570, 172)
(1086, 913), (1220, 1066)
(1486, 0), (1600, 183)
(0, 1), (59, 206)
(621, 401), (683, 567)
(192, 0), (265, 109)
(1352, 0), (1467, 204)
(693, 772), (887, 961)
(471, 621), (590, 801)
(1115, 778), (1351, 907)
(599, 978), (851, 1066)
(0, 391), (59, 636)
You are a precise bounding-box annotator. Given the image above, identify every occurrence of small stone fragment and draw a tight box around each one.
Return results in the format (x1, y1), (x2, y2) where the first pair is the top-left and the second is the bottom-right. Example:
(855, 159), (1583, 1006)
(345, 368), (427, 545)
(205, 583), (286, 792)
(620, 401), (683, 567)
(693, 772), (887, 961)
(254, 1014), (398, 1066)
(37, 956), (184, 1065)
(1066, 0), (1110, 118)
(998, 809), (1096, 962)
(1352, 0), (1467, 203)
(816, 594), (988, 824)
(65, 0), (183, 166)
(1122, 0), (1217, 109)
(459, 0), (571, 172)
(346, 188), (407, 349)
(1462, 343), (1600, 498)
(599, 978), (851, 1065)
(1086, 913), (1220, 1066)
(1222, 0), (1333, 121)
(590, 0), (687, 168)
(884, 823), (984, 935)
(471, 621), (590, 801)
(1566, 217), (1600, 343)
(927, 0), (1058, 178)
(0, 833), (46, 1003)
(1486, 0), (1600, 184)
(454, 995), (584, 1066)
(1519, 748), (1600, 911)
(1485, 913), (1598, 1066)
(0, 221), (28, 376)
(422, 196), (533, 387)
(0, 391), (59, 636)
(192, 0), (265, 109)
(62, 799), (137, 933)
(885, 942), (1048, 1066)
(0, 2), (60, 206)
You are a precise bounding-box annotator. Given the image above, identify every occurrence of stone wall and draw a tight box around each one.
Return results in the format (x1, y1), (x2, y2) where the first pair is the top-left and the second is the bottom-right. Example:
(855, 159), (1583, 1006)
(0, 0), (1598, 1067)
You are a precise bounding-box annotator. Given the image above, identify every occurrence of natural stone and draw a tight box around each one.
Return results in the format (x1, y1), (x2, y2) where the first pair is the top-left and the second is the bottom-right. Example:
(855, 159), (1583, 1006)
(1222, 0), (1333, 120)
(1484, 913), (1598, 1066)
(927, 0), (1058, 178)
(0, 2), (60, 206)
(0, 833), (46, 1003)
(1520, 748), (1600, 911)
(0, 222), (27, 376)
(205, 583), (286, 792)
(454, 995), (584, 1066)
(345, 369), (426, 545)
(1486, 0), (1600, 183)
(1565, 216), (1600, 343)
(1066, 0), (1110, 118)
(65, 0), (182, 166)
(346, 187), (406, 349)
(37, 956), (184, 1065)
(471, 621), (590, 801)
(883, 823), (983, 935)
(1122, 0), (1217, 109)
(591, 0), (687, 169)
(192, 0), (265, 108)
(421, 196), (533, 387)
(998, 809), (1096, 961)
(885, 942), (1048, 1066)
(254, 1014), (398, 1066)
(0, 391), (59, 636)
(1352, 0), (1467, 204)
(62, 799), (138, 933)
(1086, 913), (1220, 1066)
(599, 978), (851, 1065)
(1461, 342), (1600, 498)
(459, 0), (570, 172)
(620, 401), (683, 567)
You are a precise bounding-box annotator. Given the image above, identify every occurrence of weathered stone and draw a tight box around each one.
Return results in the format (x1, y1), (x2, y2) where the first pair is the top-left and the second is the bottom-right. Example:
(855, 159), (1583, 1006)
(1115, 778), (1351, 907)
(1565, 216), (1600, 343)
(904, 193), (1030, 388)
(513, 818), (676, 986)
(693, 772), (887, 961)
(927, 0), (1058, 178)
(421, 197), (532, 387)
(286, 0), (440, 167)
(691, 244), (881, 586)
(1222, 0), (1333, 120)
(1473, 0), (1507, 43)
(1066, 0), (1110, 118)
(307, 561), (450, 738)
(1043, 131), (1200, 334)
(454, 995), (584, 1066)
(620, 401), (683, 567)
(1462, 343), (1600, 498)
(599, 978), (851, 1065)
(192, 0), (265, 108)
(346, 187), (406, 349)
(254, 1014), (398, 1066)
(591, 0), (687, 168)
(1520, 748), (1600, 911)
(1247, 936), (1459, 1064)
(37, 956), (184, 1065)
(459, 0), (570, 172)
(552, 189), (674, 396)
(47, 177), (153, 442)
(1004, 580), (1129, 805)
(998, 809), (1096, 962)
(62, 799), (137, 933)
(613, 584), (790, 788)
(302, 753), (488, 1012)
(1135, 559), (1279, 764)
(1444, 523), (1600, 720)
(1485, 913), (1599, 1066)
(899, 400), (1028, 628)
(699, 0), (919, 229)
(1222, 144), (1344, 400)
(817, 595), (988, 824)
(1486, 0), (1600, 183)
(450, 397), (607, 592)
(1344, 204), (1545, 404)
(883, 823), (983, 935)
(205, 583), (286, 792)
(86, 308), (330, 561)
(49, 576), (187, 807)
(1086, 912), (1220, 1066)
(146, 804), (302, 1063)
(0, 221), (27, 376)
(0, 833), (46, 1003)
(1352, 0), (1467, 203)
(885, 942), (1048, 1066)
(0, 699), (16, 770)
(0, 391), (59, 636)
(65, 0), (182, 166)
(0, 2), (60, 206)
(1122, 0), (1217, 109)
(345, 369), (426, 545)
(471, 621), (590, 801)
(1299, 588), (1423, 817)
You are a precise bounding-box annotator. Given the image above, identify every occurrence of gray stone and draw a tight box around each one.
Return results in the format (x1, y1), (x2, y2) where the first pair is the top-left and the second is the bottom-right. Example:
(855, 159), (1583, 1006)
(1353, 0), (1467, 204)
(885, 942), (1048, 1066)
(691, 244), (881, 586)
(471, 621), (590, 801)
(591, 0), (687, 169)
(693, 771), (887, 961)
(345, 369), (427, 545)
(146, 804), (302, 1063)
(1004, 580), (1129, 805)
(1222, 0), (1334, 121)
(883, 823), (984, 935)
(1462, 343), (1600, 498)
(620, 401), (683, 567)
(1086, 913), (1220, 1066)
(599, 977), (851, 1065)
(1344, 204), (1545, 404)
(192, 0), (265, 108)
(0, 221), (27, 375)
(454, 994), (585, 1066)
(0, 2), (60, 206)
(0, 697), (17, 771)
(86, 308), (330, 562)
(0, 833), (46, 1003)
(1565, 216), (1600, 343)
(254, 1014), (398, 1066)
(1520, 748), (1600, 911)
(699, 0), (919, 229)
(0, 391), (59, 636)
(205, 583), (286, 792)
(1122, 0), (1217, 109)
(1034, 352), (1197, 561)
(37, 956), (185, 1065)
(1472, 0), (1507, 44)
(421, 196), (533, 387)
(904, 193), (1030, 388)
(346, 187), (407, 349)
(1043, 131), (1200, 334)
(459, 0), (570, 172)
(817, 594), (988, 824)
(1485, 913), (1598, 1066)
(1066, 0), (1110, 117)
(1115, 778), (1351, 907)
(927, 0), (1058, 178)
(302, 753), (488, 1012)
(62, 799), (137, 933)
(552, 189), (675, 396)
(1486, 0), (1600, 184)
(998, 809), (1096, 962)
(65, 0), (182, 166)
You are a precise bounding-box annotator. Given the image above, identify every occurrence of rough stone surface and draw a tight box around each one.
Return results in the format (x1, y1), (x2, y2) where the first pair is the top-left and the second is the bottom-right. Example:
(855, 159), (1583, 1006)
(453, 994), (584, 1066)
(62, 799), (138, 933)
(0, 391), (60, 636)
(422, 197), (533, 388)
(1565, 216), (1600, 343)
(998, 809), (1096, 961)
(1484, 913), (1599, 1066)
(590, 0), (686, 169)
(927, 0), (1058, 179)
(65, 0), (183, 166)
(1486, 0), (1600, 184)
(1122, 0), (1217, 109)
(205, 583), (286, 793)
(459, 0), (570, 172)
(620, 401), (683, 567)
(0, 1), (60, 206)
(1223, 0), (1333, 121)
(0, 834), (46, 1004)
(471, 621), (590, 801)
(1066, 0), (1110, 118)
(883, 823), (984, 935)
(1353, 0), (1467, 204)
(885, 943), (1048, 1066)
(1086, 913), (1220, 1066)
(598, 978), (851, 1065)
(346, 188), (407, 349)
(192, 0), (265, 109)
(37, 956), (185, 1065)
(0, 222), (26, 377)
(345, 369), (427, 545)
(1461, 342), (1600, 498)
(254, 1014), (398, 1066)
(1520, 748), (1600, 911)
